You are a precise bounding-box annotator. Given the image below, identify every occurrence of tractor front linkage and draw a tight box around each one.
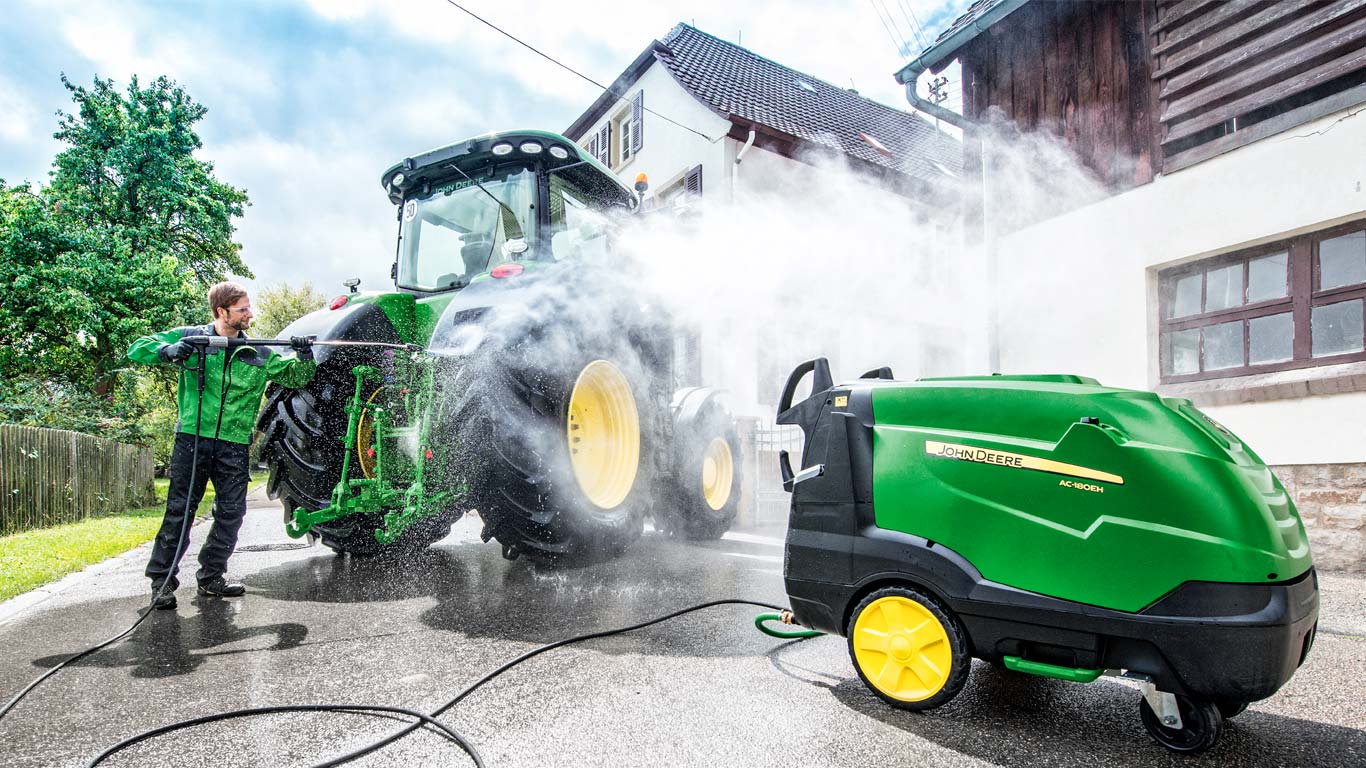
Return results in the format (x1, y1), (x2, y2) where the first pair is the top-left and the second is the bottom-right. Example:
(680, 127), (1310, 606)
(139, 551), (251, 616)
(284, 347), (466, 544)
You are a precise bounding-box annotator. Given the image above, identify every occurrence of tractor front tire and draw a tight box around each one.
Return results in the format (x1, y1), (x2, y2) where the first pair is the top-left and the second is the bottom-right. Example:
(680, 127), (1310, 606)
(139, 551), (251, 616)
(444, 348), (655, 563)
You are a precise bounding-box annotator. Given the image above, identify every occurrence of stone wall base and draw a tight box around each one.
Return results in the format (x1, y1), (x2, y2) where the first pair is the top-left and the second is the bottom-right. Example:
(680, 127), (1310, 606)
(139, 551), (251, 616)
(1271, 463), (1366, 573)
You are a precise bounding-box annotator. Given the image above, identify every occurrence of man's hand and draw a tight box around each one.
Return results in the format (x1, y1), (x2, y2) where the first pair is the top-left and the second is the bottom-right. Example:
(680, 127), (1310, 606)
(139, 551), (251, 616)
(290, 335), (315, 361)
(157, 341), (193, 364)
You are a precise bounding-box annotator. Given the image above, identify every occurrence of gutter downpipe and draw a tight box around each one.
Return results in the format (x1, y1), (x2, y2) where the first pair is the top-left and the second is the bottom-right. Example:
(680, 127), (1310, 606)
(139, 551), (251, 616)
(731, 128), (756, 204)
(897, 0), (1029, 375)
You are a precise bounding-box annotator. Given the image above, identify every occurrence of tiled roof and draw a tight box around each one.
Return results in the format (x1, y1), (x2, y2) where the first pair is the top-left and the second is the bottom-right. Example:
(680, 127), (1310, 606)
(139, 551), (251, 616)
(657, 24), (960, 182)
(929, 0), (1010, 47)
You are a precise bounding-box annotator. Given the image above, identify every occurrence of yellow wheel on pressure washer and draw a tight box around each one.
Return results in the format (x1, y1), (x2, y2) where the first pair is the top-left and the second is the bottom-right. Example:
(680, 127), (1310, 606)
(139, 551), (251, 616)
(847, 586), (970, 710)
(701, 437), (734, 511)
(567, 360), (641, 510)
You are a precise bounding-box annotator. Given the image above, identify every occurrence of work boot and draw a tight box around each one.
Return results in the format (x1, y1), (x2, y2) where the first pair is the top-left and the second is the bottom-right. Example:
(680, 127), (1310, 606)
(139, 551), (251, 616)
(151, 588), (177, 611)
(197, 577), (246, 597)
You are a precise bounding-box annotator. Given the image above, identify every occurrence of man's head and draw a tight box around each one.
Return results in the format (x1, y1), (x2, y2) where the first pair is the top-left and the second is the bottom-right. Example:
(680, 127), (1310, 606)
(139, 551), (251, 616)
(208, 281), (253, 333)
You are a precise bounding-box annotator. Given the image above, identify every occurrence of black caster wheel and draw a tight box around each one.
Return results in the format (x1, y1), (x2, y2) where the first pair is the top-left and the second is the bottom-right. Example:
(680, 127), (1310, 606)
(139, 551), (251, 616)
(1140, 695), (1223, 754)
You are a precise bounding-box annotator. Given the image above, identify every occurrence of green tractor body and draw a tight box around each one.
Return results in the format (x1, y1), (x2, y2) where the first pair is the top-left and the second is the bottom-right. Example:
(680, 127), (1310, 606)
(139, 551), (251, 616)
(778, 358), (1318, 753)
(257, 131), (740, 560)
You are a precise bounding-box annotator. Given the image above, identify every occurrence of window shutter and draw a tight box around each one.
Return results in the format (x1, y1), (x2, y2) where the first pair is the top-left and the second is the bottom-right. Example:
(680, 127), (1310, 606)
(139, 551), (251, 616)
(588, 135), (598, 160)
(597, 124), (611, 165)
(631, 91), (644, 152)
(684, 164), (702, 197)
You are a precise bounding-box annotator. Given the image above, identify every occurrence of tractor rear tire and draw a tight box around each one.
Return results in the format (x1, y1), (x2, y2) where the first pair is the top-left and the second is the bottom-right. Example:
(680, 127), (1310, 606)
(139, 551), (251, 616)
(442, 346), (655, 563)
(258, 363), (456, 556)
(658, 400), (741, 540)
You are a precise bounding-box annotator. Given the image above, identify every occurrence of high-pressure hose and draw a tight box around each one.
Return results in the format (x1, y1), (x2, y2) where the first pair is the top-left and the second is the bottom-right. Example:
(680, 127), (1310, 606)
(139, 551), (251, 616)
(80, 599), (821, 767)
(0, 343), (213, 720)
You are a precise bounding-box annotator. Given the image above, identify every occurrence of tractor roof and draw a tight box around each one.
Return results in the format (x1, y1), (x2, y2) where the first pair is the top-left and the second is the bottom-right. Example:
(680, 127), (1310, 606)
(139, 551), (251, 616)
(379, 129), (631, 205)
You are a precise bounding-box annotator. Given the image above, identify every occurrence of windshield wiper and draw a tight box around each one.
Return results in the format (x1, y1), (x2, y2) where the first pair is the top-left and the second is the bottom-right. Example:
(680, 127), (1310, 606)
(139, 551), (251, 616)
(448, 164), (525, 241)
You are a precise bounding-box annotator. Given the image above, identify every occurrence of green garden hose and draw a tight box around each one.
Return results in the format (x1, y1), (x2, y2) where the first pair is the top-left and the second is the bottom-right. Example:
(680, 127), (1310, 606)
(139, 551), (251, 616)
(754, 611), (823, 639)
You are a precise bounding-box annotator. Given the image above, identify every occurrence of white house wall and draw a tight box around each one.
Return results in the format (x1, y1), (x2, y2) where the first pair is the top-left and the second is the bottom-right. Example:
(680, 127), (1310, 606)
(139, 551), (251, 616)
(992, 104), (1366, 465)
(579, 62), (731, 205)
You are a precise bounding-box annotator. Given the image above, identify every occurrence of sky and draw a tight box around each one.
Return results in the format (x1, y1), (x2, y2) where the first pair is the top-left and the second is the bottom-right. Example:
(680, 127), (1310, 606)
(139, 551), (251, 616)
(0, 0), (971, 298)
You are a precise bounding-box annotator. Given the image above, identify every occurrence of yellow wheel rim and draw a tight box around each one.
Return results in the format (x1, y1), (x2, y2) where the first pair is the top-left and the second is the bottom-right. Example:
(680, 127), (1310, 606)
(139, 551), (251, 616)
(567, 360), (640, 509)
(701, 437), (733, 511)
(357, 387), (384, 480)
(852, 595), (952, 702)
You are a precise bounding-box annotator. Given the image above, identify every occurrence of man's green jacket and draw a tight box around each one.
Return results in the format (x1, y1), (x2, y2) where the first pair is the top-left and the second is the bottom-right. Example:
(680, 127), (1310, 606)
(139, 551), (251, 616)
(127, 325), (316, 445)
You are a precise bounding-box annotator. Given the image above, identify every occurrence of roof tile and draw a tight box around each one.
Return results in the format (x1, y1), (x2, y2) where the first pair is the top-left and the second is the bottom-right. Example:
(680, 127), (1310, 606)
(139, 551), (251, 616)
(657, 24), (960, 182)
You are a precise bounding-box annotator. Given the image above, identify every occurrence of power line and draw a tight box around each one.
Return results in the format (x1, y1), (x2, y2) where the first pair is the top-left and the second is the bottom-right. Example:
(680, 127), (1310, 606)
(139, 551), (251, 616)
(868, 0), (909, 58)
(880, 0), (915, 55)
(905, 1), (932, 50)
(438, 0), (718, 142)
(897, 0), (929, 50)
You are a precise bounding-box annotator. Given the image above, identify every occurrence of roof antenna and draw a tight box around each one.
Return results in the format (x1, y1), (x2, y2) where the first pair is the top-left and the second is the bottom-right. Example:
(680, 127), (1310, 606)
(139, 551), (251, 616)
(738, 30), (742, 45)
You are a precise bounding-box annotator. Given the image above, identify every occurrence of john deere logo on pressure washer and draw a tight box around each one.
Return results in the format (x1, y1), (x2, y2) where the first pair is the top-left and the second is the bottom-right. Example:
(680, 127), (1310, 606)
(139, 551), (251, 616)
(924, 441), (1123, 486)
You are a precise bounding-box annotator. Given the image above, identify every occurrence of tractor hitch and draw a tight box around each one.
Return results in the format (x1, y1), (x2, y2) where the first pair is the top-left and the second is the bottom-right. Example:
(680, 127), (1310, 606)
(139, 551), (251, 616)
(284, 351), (465, 544)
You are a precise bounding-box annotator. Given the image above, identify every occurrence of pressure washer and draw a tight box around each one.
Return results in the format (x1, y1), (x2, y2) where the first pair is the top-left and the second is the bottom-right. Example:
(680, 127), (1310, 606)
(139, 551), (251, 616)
(774, 357), (1319, 754)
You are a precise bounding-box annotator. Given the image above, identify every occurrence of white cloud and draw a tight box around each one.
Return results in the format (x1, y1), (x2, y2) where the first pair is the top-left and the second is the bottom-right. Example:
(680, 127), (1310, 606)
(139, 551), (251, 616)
(211, 134), (397, 295)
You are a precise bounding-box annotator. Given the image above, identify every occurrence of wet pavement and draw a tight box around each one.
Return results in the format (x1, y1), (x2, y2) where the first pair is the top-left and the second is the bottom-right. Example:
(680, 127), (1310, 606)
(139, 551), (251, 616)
(1, 492), (1363, 768)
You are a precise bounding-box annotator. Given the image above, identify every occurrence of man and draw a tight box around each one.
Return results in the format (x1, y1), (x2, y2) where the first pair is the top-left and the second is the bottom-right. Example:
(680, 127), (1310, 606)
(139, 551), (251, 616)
(128, 282), (316, 609)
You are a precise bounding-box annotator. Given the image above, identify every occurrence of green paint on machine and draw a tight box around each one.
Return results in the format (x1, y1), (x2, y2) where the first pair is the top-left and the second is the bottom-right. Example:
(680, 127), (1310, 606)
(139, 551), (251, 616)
(869, 378), (1311, 613)
(778, 357), (1318, 755)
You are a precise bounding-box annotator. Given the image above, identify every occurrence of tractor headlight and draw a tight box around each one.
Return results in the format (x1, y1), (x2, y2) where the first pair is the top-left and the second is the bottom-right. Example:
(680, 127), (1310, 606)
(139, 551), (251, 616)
(519, 141), (543, 154)
(491, 142), (514, 156)
(548, 145), (569, 159)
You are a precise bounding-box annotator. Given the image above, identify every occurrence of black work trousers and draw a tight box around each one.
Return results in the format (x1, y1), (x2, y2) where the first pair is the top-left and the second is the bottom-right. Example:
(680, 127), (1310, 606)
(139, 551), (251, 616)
(145, 432), (251, 591)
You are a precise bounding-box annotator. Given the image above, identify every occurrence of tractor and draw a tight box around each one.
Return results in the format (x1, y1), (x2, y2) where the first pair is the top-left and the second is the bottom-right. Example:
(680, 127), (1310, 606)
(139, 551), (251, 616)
(255, 130), (740, 561)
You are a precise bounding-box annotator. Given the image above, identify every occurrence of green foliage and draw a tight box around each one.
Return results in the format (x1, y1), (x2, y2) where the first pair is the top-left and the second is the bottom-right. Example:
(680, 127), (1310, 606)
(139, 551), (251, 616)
(49, 74), (251, 285)
(0, 473), (245, 601)
(0, 507), (165, 601)
(0, 74), (251, 445)
(254, 281), (326, 339)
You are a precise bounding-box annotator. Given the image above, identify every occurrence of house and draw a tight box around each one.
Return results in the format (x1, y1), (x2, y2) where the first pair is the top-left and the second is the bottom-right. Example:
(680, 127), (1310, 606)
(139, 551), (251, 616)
(563, 23), (965, 523)
(899, 0), (1366, 570)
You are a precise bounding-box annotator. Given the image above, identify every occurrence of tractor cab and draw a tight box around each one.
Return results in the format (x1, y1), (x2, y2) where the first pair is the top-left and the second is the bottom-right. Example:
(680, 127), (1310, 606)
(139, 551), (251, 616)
(380, 131), (636, 295)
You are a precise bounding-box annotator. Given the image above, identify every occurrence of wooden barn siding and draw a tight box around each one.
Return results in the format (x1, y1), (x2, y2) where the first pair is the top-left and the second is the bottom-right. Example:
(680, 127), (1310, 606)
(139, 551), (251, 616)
(1153, 0), (1366, 169)
(0, 425), (156, 535)
(960, 0), (1161, 190)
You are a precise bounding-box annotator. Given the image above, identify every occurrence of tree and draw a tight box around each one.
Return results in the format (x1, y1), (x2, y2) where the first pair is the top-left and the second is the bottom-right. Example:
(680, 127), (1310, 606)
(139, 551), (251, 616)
(49, 75), (251, 285)
(253, 281), (326, 339)
(0, 74), (250, 437)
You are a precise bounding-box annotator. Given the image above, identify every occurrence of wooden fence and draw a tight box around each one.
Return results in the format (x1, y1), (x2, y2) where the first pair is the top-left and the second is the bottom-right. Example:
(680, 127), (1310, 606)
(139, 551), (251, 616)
(0, 424), (157, 535)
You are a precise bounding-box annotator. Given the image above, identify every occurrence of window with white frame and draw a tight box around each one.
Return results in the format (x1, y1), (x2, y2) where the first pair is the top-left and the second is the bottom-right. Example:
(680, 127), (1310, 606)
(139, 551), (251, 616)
(617, 114), (637, 166)
(1158, 221), (1366, 383)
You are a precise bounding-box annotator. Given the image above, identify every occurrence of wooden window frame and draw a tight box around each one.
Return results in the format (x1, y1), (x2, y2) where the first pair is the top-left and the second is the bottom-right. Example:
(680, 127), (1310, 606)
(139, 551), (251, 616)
(1158, 220), (1366, 383)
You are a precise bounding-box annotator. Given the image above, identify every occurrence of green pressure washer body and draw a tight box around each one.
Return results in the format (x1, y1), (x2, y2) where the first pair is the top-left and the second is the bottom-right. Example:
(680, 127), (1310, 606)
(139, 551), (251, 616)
(776, 358), (1318, 754)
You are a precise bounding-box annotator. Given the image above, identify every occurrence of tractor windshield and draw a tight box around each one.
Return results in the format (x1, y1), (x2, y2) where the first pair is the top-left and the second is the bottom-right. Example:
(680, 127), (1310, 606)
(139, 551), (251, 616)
(397, 166), (537, 292)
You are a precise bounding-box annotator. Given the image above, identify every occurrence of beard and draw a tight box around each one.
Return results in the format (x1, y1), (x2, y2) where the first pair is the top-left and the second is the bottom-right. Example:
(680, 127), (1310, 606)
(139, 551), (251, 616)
(228, 315), (252, 333)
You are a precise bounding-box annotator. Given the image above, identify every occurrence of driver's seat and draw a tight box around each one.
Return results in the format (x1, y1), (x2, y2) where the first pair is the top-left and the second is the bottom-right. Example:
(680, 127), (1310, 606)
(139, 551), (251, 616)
(461, 236), (496, 275)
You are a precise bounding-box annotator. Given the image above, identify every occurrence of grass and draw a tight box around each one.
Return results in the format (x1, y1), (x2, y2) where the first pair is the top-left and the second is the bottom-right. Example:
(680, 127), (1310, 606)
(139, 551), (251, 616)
(0, 473), (261, 603)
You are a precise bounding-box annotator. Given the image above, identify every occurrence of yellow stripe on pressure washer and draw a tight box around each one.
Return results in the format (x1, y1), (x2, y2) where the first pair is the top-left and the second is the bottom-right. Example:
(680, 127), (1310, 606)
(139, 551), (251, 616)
(924, 441), (1123, 485)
